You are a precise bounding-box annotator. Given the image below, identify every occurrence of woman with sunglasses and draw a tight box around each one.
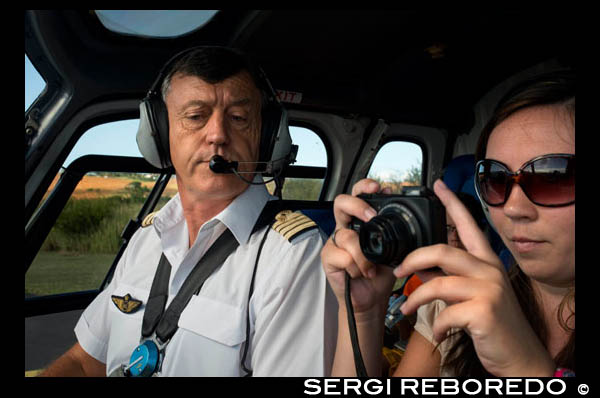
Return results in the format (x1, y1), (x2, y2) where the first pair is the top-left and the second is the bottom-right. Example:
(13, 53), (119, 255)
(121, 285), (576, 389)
(322, 70), (575, 377)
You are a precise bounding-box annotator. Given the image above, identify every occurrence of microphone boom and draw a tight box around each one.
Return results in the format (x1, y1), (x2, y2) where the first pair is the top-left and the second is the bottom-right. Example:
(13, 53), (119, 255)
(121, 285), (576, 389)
(209, 155), (238, 174)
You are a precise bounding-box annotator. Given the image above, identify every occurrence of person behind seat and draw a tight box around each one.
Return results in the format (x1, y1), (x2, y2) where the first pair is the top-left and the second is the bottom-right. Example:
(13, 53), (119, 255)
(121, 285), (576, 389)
(442, 154), (478, 199)
(321, 70), (575, 377)
(443, 154), (512, 268)
(40, 46), (337, 377)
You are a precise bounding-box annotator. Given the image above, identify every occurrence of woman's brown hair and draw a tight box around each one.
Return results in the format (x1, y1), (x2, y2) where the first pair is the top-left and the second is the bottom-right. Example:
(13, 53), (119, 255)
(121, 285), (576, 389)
(475, 70), (575, 161)
(442, 69), (575, 377)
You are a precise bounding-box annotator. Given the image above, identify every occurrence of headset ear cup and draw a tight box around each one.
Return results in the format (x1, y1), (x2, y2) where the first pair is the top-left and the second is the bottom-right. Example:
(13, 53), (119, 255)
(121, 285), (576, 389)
(152, 97), (171, 167)
(136, 95), (171, 169)
(258, 102), (281, 163)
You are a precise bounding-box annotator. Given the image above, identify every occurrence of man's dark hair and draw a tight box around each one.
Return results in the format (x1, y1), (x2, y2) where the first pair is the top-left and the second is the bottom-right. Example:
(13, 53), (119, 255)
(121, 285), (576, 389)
(475, 69), (575, 162)
(160, 46), (270, 106)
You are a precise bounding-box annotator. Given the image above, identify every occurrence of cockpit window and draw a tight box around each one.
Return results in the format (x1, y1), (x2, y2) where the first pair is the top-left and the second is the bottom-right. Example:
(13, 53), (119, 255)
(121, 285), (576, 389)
(25, 54), (46, 111)
(94, 10), (219, 38)
(368, 141), (423, 192)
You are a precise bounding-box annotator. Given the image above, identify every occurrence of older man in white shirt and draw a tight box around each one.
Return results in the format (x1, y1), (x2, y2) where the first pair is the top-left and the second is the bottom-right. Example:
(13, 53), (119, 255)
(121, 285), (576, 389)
(40, 46), (337, 377)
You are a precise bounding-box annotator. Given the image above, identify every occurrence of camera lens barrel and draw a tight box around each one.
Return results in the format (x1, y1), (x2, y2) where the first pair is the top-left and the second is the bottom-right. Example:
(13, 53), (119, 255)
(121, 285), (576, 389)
(358, 203), (421, 265)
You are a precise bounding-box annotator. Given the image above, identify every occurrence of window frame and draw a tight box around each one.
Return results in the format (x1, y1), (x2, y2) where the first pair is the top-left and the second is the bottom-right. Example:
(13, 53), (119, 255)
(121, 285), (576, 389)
(368, 136), (427, 186)
(26, 102), (141, 227)
(288, 120), (332, 201)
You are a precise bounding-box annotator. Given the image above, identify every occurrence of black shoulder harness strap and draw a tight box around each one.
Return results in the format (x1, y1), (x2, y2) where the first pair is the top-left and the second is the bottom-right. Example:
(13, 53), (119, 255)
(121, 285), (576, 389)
(140, 200), (284, 372)
(141, 228), (240, 342)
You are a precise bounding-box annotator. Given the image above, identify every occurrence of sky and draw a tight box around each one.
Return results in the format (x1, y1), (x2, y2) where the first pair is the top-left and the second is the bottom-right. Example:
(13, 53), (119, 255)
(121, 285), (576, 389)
(25, 55), (45, 110)
(25, 11), (422, 179)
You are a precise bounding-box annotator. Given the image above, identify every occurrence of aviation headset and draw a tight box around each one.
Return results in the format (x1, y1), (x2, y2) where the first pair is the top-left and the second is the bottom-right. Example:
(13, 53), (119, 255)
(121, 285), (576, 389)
(136, 46), (294, 174)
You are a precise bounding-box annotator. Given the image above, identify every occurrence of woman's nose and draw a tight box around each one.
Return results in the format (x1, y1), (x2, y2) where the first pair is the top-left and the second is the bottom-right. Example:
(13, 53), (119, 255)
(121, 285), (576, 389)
(503, 183), (538, 221)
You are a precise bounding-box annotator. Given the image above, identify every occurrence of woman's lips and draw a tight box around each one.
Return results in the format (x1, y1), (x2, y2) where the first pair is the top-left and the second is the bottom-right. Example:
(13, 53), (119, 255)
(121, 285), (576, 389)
(511, 237), (545, 253)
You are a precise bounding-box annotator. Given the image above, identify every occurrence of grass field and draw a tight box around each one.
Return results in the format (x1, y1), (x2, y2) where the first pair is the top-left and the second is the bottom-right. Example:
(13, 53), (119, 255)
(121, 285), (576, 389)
(26, 252), (115, 296)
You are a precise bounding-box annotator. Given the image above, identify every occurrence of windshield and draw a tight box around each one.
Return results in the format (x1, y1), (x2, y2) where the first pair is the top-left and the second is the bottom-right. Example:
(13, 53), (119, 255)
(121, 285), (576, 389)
(95, 10), (219, 38)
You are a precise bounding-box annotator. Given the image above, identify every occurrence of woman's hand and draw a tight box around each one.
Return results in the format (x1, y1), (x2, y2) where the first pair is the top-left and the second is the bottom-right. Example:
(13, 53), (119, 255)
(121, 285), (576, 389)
(321, 179), (396, 316)
(394, 179), (555, 377)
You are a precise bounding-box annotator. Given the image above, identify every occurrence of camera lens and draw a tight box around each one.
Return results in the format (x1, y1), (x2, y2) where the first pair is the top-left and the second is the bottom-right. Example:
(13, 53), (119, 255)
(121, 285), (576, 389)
(367, 230), (384, 254)
(358, 205), (419, 265)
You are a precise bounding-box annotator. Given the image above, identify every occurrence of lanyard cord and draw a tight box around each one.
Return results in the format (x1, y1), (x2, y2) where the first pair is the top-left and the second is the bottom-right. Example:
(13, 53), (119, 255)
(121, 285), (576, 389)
(240, 222), (272, 376)
(345, 271), (368, 377)
(345, 272), (415, 377)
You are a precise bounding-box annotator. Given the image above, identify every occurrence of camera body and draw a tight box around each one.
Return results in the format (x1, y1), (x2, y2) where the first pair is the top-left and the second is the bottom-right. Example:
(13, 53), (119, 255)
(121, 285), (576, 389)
(349, 186), (446, 266)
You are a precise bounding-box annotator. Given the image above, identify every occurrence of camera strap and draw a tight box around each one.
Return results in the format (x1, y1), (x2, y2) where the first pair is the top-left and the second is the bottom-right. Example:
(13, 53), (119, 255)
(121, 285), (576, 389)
(345, 272), (415, 377)
(345, 272), (369, 377)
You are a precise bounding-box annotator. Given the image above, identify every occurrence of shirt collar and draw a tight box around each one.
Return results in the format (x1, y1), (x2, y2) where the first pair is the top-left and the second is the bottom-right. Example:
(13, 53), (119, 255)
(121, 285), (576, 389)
(154, 176), (274, 246)
(216, 176), (274, 245)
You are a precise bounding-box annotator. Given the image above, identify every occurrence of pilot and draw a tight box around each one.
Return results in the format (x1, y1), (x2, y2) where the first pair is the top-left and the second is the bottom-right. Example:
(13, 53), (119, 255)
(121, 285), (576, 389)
(39, 46), (337, 377)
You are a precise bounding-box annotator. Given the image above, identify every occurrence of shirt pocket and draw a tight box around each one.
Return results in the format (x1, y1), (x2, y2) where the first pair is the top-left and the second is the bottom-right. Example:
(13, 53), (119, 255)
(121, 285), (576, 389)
(178, 294), (246, 347)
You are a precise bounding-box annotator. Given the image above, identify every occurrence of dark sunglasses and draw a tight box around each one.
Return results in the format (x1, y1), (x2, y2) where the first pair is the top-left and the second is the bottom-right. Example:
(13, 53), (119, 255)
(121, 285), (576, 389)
(475, 154), (575, 207)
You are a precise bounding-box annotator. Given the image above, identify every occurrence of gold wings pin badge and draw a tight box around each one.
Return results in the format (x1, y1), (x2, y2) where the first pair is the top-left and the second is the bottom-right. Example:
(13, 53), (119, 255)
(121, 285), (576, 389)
(111, 294), (143, 314)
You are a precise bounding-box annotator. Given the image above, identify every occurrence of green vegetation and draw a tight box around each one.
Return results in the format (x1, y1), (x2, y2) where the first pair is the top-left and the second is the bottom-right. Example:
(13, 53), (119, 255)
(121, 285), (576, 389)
(368, 164), (422, 193)
(282, 178), (323, 200)
(265, 178), (323, 200)
(27, 181), (168, 297)
(26, 252), (115, 296)
(42, 182), (154, 254)
(404, 165), (422, 185)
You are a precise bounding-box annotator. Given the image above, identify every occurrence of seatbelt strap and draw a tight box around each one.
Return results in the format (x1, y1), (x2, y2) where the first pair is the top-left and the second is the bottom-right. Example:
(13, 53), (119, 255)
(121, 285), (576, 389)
(142, 228), (240, 343)
(141, 253), (171, 338)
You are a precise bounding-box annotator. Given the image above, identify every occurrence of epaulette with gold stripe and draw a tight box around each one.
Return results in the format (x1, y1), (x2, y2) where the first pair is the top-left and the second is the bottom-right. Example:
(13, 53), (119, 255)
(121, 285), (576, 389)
(141, 211), (158, 228)
(272, 210), (318, 242)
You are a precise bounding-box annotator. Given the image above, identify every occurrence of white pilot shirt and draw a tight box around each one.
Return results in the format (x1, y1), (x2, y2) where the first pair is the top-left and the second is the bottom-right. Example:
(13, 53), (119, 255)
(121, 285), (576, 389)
(74, 179), (338, 376)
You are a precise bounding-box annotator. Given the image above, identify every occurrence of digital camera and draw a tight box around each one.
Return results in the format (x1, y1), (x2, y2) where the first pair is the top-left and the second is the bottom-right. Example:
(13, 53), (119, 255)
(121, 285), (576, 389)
(349, 186), (446, 266)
